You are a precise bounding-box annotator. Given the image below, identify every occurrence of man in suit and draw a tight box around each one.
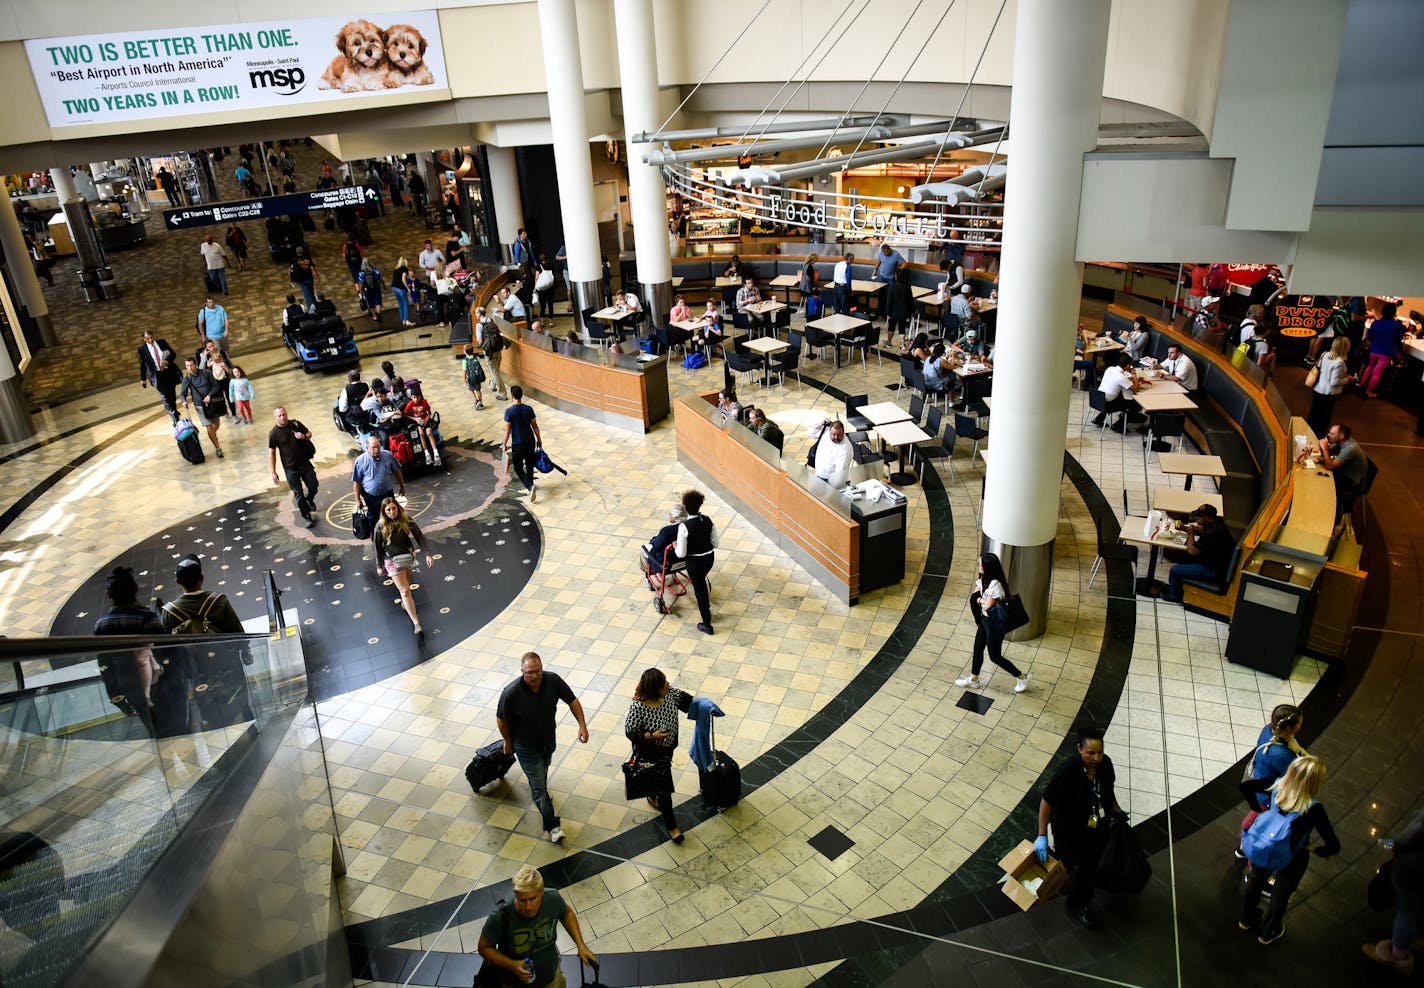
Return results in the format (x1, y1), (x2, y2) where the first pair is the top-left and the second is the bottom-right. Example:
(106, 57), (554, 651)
(138, 330), (181, 422)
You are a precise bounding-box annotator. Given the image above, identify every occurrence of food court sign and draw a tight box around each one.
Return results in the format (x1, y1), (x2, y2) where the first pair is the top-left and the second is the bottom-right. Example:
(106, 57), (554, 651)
(24, 11), (448, 130)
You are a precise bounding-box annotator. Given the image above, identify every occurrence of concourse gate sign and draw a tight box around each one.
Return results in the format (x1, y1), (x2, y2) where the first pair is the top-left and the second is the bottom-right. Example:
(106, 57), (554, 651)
(162, 186), (374, 231)
(24, 11), (448, 130)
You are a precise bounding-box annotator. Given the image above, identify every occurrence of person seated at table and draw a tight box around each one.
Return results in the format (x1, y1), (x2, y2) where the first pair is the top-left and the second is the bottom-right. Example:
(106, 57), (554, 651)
(691, 301), (724, 354)
(1161, 343), (1199, 391)
(1163, 504), (1236, 603)
(810, 419), (854, 487)
(560, 329), (582, 356)
(902, 331), (932, 366)
(1307, 422), (1368, 517)
(952, 328), (986, 359)
(669, 295), (692, 324)
(736, 276), (763, 324)
(749, 408), (784, 452)
(716, 388), (744, 426)
(1126, 316), (1151, 362)
(723, 255), (744, 280)
(950, 283), (974, 328)
(498, 285), (527, 324)
(620, 291), (642, 313)
(1092, 354), (1139, 428)
(922, 342), (957, 399)
(1073, 325), (1099, 391)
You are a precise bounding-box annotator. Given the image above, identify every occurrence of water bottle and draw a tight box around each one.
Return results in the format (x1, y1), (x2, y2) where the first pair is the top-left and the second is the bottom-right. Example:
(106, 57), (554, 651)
(522, 956), (533, 981)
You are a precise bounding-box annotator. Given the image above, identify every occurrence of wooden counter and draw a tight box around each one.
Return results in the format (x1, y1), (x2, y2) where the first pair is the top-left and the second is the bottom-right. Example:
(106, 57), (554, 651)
(674, 394), (907, 605)
(502, 326), (669, 434)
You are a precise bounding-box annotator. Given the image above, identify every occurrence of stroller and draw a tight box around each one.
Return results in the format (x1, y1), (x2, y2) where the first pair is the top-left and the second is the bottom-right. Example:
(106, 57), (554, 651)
(641, 542), (688, 615)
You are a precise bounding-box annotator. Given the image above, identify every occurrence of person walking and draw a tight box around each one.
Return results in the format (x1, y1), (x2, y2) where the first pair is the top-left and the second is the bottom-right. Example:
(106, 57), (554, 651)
(673, 489), (718, 635)
(1364, 805), (1424, 974)
(496, 652), (590, 844)
(137, 330), (182, 423)
(1036, 726), (1122, 929)
(391, 256), (414, 327)
(1307, 338), (1353, 437)
(954, 552), (1031, 693)
(289, 247), (319, 313)
(358, 258), (384, 322)
(156, 166), (180, 207)
(1361, 301), (1406, 399)
(477, 865), (598, 988)
(196, 296), (230, 354)
(268, 406), (319, 527)
(351, 434), (405, 534)
(1239, 755), (1339, 945)
(462, 344), (488, 411)
(179, 356), (226, 458)
(624, 668), (690, 844)
(227, 365), (254, 424)
(224, 224), (249, 271)
(502, 386), (542, 502)
(373, 496), (434, 644)
(199, 233), (231, 295)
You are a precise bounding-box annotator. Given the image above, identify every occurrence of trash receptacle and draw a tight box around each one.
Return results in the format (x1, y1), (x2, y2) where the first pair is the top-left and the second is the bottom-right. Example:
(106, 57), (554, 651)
(78, 268), (102, 303)
(97, 266), (119, 300)
(1225, 543), (1327, 678)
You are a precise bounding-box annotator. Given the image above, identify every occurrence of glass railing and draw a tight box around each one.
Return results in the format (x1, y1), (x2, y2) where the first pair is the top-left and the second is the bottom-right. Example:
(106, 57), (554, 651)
(0, 572), (308, 988)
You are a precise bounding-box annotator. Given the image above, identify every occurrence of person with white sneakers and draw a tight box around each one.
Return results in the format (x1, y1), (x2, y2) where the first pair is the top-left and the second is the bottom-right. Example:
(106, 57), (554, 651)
(955, 552), (1031, 693)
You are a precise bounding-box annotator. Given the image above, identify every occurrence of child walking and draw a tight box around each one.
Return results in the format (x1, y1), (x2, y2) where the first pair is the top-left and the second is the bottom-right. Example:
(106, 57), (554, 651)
(228, 365), (255, 424)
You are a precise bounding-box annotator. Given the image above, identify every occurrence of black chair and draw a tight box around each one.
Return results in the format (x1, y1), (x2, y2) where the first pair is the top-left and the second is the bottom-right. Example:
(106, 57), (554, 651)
(1087, 498), (1139, 588)
(774, 337), (801, 386)
(953, 411), (988, 462)
(1180, 543), (1244, 596)
(898, 355), (917, 394)
(658, 325), (688, 359)
(579, 305), (600, 331)
(1356, 458), (1381, 532)
(725, 351), (759, 388)
(846, 394), (872, 433)
(804, 324), (832, 359)
(729, 334), (753, 356)
(773, 307), (792, 333)
(1145, 411), (1186, 455)
(843, 321), (879, 367)
(963, 375), (992, 420)
(586, 320), (612, 348)
(1082, 389), (1128, 440)
(732, 311), (753, 334)
(914, 412), (956, 482)
(722, 286), (740, 311)
(907, 393), (925, 427)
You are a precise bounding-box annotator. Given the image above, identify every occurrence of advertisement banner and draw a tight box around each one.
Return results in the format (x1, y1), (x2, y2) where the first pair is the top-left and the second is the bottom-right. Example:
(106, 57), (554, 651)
(25, 11), (448, 130)
(162, 186), (374, 231)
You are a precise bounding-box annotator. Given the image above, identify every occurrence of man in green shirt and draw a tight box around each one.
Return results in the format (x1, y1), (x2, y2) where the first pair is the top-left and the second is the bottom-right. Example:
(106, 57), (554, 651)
(749, 408), (784, 452)
(477, 865), (597, 987)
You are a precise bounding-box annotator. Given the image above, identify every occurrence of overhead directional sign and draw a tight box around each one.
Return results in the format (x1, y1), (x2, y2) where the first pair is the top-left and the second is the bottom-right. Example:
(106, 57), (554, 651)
(162, 185), (374, 230)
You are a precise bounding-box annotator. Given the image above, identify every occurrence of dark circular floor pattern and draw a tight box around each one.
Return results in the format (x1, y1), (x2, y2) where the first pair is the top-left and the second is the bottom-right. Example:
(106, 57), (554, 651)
(52, 440), (541, 705)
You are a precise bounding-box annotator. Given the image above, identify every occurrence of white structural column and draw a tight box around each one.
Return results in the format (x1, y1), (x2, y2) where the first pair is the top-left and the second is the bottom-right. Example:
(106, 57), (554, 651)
(613, 0), (674, 322)
(536, 0), (605, 323)
(0, 192), (56, 348)
(483, 144), (524, 263)
(981, 0), (1111, 639)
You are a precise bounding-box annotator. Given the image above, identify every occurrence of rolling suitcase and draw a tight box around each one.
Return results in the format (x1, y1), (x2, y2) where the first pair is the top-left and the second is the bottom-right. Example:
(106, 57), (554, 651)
(465, 740), (517, 793)
(698, 719), (741, 809)
(177, 431), (205, 464)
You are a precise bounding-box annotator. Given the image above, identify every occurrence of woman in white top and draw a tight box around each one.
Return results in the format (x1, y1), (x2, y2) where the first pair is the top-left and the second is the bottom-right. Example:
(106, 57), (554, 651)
(1126, 316), (1151, 363)
(954, 552), (1030, 693)
(1307, 337), (1354, 437)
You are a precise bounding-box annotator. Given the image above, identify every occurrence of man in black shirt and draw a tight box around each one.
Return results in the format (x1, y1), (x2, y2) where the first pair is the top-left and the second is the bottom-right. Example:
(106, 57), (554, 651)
(1037, 727), (1121, 929)
(1164, 504), (1235, 602)
(496, 652), (589, 845)
(93, 566), (176, 738)
(268, 406), (319, 526)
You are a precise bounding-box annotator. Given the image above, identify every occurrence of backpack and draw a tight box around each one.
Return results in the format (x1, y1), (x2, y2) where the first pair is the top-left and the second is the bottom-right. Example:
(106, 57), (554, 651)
(344, 241), (361, 265)
(805, 292), (824, 320)
(682, 351), (707, 369)
(1242, 803), (1304, 871)
(463, 355), (486, 389)
(482, 322), (505, 354)
(1207, 263), (1228, 293)
(388, 433), (415, 466)
(164, 593), (225, 636)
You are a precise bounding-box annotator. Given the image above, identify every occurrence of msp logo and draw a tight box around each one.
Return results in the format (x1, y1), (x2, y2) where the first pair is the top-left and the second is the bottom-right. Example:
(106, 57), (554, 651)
(248, 66), (306, 96)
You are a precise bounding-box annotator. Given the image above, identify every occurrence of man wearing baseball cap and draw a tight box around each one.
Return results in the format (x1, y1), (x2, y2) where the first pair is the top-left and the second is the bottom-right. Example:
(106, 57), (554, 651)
(159, 554), (251, 725)
(1163, 504), (1236, 603)
(158, 555), (243, 635)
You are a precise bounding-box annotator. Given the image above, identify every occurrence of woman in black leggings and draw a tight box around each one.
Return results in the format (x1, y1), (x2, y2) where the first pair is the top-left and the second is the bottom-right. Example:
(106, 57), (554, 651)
(624, 668), (690, 844)
(674, 489), (718, 635)
(954, 552), (1031, 693)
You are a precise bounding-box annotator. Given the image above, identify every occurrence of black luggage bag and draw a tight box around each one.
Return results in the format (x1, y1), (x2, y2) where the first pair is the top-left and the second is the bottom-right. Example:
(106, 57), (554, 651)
(465, 740), (517, 793)
(178, 432), (205, 464)
(698, 719), (741, 809)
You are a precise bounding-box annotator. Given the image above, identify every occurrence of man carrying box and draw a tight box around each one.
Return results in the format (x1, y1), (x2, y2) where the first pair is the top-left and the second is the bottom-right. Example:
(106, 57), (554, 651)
(1036, 726), (1122, 929)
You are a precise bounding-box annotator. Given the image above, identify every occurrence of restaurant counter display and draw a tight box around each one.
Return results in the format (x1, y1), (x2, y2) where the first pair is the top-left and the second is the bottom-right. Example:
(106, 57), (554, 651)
(674, 393), (907, 605)
(499, 319), (669, 434)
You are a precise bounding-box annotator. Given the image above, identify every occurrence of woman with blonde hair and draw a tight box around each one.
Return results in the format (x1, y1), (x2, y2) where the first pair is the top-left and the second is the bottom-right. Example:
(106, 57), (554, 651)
(624, 668), (691, 844)
(1239, 754), (1340, 944)
(373, 496), (434, 643)
(1307, 336), (1354, 437)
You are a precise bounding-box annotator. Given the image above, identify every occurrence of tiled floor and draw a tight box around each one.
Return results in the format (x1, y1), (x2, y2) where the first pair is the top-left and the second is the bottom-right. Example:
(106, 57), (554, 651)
(3, 229), (1419, 987)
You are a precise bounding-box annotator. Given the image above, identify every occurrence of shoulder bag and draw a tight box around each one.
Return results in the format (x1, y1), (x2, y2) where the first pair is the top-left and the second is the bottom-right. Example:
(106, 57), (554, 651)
(1304, 364), (1320, 388)
(985, 594), (1030, 635)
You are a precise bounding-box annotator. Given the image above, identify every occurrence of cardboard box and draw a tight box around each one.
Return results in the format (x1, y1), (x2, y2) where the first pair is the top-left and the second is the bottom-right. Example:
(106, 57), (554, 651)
(998, 840), (1068, 910)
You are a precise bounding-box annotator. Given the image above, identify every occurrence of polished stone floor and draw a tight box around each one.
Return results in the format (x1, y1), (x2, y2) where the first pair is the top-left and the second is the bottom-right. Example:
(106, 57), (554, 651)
(3, 221), (1421, 985)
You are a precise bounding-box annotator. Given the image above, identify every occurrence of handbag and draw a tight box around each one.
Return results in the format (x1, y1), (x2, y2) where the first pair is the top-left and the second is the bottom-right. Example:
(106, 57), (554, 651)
(622, 757), (673, 800)
(352, 509), (373, 540)
(297, 437), (317, 460)
(985, 594), (1030, 634)
(1304, 364), (1320, 388)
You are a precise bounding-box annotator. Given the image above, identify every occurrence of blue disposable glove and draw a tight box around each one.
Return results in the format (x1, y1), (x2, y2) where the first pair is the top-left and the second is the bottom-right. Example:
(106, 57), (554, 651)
(1034, 836), (1050, 862)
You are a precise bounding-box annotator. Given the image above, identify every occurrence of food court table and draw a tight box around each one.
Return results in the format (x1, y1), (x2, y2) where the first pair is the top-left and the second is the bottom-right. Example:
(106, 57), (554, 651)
(742, 299), (787, 333)
(1158, 452), (1226, 491)
(715, 276), (741, 288)
(807, 313), (870, 367)
(1118, 515), (1190, 595)
(1136, 378), (1187, 395)
(823, 279), (887, 314)
(1152, 487), (1223, 516)
(671, 275), (684, 287)
(858, 401), (912, 428)
(743, 336), (789, 386)
(589, 305), (639, 336)
(769, 273), (799, 305)
(875, 419), (932, 486)
(1132, 390), (1198, 413)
